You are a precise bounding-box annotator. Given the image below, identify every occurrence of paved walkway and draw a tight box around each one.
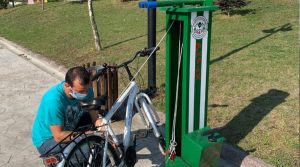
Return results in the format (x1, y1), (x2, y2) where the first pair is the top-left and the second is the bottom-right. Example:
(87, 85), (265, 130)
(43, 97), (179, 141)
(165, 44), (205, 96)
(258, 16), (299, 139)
(0, 43), (58, 166)
(0, 42), (165, 167)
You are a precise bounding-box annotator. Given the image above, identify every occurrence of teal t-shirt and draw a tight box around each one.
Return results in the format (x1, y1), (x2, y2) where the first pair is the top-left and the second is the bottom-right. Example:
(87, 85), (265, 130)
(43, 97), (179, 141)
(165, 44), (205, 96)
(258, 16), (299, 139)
(32, 81), (93, 148)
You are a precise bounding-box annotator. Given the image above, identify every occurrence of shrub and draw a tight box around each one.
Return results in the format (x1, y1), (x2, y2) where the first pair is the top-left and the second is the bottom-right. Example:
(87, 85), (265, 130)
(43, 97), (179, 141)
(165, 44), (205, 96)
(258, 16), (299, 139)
(215, 0), (250, 16)
(0, 0), (9, 9)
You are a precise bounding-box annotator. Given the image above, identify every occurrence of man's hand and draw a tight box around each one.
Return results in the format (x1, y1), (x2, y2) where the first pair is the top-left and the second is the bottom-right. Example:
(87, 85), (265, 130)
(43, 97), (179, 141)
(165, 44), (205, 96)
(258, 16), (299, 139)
(88, 110), (102, 127)
(95, 118), (102, 127)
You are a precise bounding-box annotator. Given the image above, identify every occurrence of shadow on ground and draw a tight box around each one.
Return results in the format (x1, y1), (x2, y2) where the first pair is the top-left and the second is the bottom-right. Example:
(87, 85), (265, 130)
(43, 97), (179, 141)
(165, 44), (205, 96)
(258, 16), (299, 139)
(103, 28), (165, 50)
(210, 23), (293, 65)
(213, 89), (289, 166)
(114, 124), (166, 166)
(231, 9), (256, 16)
(220, 89), (289, 145)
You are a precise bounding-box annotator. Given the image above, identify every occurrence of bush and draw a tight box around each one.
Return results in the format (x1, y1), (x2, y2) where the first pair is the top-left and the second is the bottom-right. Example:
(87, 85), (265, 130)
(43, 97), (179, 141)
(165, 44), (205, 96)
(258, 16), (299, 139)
(215, 0), (250, 16)
(0, 0), (9, 9)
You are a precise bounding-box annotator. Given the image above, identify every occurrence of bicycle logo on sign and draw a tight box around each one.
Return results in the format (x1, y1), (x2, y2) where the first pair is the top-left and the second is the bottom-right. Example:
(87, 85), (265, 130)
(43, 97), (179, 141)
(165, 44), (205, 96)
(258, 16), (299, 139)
(192, 16), (208, 40)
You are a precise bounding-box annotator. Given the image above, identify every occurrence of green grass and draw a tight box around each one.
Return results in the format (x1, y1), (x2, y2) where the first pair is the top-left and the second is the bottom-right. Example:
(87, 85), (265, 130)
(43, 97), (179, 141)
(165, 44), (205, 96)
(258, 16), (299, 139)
(0, 0), (299, 166)
(208, 1), (299, 166)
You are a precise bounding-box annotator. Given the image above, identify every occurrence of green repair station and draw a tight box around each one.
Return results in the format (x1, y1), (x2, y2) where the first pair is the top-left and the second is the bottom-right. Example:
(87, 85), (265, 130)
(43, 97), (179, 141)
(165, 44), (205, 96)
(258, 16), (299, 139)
(139, 1), (225, 166)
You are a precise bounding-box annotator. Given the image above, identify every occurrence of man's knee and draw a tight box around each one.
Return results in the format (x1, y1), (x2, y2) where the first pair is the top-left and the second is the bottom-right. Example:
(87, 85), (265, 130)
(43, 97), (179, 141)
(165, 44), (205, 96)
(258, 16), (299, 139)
(37, 138), (66, 155)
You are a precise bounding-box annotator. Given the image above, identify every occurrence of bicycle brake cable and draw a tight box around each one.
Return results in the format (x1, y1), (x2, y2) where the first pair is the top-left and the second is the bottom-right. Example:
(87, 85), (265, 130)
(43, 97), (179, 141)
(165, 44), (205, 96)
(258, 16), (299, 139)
(111, 20), (175, 113)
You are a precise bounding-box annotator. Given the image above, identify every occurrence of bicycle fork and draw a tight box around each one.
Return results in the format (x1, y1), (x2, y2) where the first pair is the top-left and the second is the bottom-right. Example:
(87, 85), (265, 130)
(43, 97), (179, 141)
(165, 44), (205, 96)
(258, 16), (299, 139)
(135, 93), (166, 153)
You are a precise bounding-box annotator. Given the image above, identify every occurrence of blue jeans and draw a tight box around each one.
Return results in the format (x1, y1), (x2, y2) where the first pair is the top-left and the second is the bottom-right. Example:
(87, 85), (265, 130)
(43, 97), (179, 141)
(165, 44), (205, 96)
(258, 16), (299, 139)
(38, 137), (93, 166)
(37, 138), (67, 155)
(37, 112), (93, 156)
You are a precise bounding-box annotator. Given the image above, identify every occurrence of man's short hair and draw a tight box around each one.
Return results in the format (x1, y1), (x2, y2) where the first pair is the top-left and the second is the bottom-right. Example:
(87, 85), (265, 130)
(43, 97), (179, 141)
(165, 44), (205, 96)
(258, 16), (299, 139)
(65, 66), (90, 86)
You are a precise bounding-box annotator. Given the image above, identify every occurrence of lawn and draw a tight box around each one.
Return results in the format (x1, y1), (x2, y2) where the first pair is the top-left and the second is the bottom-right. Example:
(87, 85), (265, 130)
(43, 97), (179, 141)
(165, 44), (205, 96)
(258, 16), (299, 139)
(0, 0), (299, 166)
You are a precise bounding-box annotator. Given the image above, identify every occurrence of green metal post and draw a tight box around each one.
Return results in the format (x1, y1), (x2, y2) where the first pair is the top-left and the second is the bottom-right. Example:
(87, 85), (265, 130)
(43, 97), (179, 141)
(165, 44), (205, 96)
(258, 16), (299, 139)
(139, 1), (225, 166)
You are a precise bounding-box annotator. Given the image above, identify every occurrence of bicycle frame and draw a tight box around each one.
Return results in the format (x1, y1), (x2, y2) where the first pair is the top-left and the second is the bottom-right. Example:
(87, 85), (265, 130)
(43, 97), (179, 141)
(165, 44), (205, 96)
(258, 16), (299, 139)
(100, 79), (163, 167)
(101, 80), (139, 152)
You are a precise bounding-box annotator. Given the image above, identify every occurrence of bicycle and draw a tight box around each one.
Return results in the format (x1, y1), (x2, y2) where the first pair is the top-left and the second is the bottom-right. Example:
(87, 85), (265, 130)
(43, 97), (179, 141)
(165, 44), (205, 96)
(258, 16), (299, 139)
(40, 47), (165, 167)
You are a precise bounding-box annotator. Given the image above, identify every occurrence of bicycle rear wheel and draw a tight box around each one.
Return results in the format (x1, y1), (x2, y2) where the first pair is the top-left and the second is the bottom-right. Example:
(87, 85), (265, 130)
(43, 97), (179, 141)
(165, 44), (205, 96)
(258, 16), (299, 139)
(64, 135), (119, 167)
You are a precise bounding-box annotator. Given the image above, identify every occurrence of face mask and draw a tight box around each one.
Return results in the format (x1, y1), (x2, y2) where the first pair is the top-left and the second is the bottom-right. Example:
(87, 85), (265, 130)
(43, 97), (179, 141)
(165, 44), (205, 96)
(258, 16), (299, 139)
(69, 87), (87, 100)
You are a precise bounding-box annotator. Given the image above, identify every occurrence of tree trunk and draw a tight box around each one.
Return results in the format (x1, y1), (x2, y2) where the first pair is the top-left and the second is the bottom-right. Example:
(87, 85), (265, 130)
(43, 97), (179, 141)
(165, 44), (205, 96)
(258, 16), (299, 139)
(88, 0), (102, 51)
(227, 11), (230, 17)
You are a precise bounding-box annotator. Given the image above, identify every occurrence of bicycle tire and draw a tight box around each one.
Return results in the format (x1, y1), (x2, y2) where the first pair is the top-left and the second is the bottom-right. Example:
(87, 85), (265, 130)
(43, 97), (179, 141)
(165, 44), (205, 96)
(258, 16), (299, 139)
(64, 135), (120, 167)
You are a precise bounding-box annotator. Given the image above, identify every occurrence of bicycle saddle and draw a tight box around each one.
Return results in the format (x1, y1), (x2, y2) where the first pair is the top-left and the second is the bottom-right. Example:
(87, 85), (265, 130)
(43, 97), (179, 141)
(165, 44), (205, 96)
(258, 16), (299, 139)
(79, 96), (107, 110)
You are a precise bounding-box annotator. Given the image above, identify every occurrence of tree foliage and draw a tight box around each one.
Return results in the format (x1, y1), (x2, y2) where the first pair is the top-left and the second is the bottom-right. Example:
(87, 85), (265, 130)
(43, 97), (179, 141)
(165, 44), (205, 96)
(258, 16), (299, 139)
(215, 0), (249, 16)
(0, 0), (9, 9)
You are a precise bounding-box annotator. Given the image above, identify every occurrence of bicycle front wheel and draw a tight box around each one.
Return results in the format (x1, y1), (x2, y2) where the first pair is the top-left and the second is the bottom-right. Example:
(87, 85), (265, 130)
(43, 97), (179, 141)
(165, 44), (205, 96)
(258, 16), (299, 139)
(64, 135), (119, 167)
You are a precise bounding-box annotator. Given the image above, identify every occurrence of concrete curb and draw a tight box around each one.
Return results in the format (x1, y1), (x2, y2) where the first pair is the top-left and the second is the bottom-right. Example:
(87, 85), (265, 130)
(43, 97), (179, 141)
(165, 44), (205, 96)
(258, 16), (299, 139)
(0, 37), (274, 167)
(0, 37), (67, 80)
(221, 144), (274, 167)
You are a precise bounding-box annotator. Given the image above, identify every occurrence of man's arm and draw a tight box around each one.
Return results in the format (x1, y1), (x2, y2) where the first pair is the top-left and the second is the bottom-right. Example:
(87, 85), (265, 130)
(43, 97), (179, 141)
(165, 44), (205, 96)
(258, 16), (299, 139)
(85, 88), (102, 127)
(50, 125), (75, 142)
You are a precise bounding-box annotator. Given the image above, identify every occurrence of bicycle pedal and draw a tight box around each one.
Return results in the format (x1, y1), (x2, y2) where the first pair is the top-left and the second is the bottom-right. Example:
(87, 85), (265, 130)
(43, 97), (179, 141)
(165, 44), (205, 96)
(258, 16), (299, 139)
(135, 129), (148, 138)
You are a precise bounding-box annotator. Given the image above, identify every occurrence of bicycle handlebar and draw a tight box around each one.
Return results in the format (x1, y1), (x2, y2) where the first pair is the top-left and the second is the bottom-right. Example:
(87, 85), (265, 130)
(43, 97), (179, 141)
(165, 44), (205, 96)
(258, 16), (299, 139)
(140, 46), (160, 57)
(91, 66), (107, 81)
(107, 46), (160, 68)
(91, 47), (160, 81)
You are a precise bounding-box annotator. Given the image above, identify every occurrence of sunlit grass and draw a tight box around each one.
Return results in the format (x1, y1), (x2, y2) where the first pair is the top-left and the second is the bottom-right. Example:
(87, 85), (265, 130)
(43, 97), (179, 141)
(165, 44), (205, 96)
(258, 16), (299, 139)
(0, 0), (298, 166)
